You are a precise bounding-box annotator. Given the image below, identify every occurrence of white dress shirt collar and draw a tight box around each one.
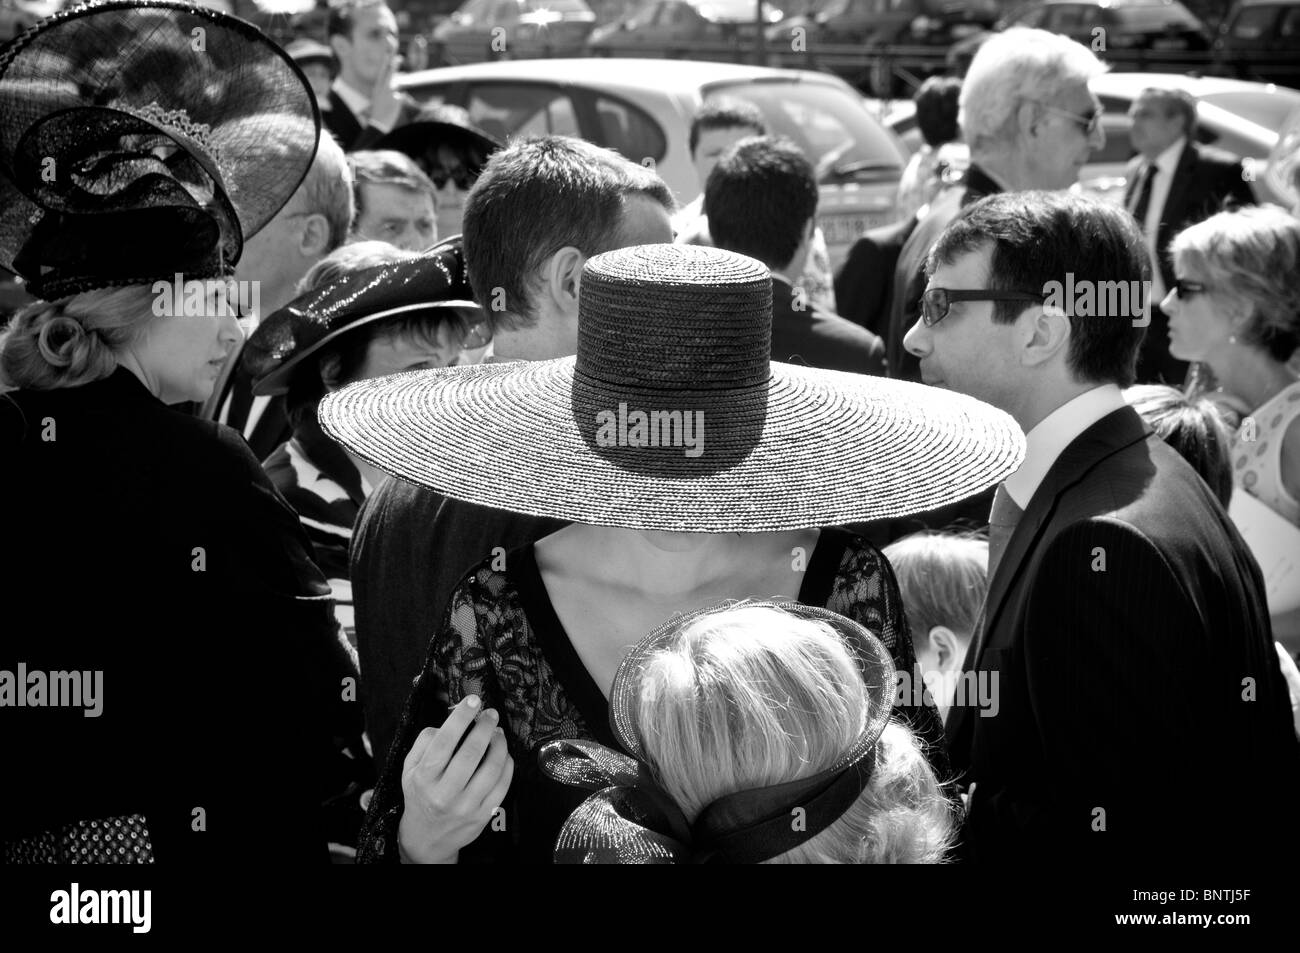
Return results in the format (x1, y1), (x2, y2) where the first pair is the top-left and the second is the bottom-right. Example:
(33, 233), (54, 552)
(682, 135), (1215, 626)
(1003, 383), (1127, 508)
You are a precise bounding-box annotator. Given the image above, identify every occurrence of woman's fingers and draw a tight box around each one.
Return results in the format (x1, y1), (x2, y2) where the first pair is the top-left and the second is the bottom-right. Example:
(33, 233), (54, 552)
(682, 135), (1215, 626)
(435, 707), (498, 794)
(411, 694), (482, 777)
(463, 727), (510, 809)
(481, 745), (514, 817)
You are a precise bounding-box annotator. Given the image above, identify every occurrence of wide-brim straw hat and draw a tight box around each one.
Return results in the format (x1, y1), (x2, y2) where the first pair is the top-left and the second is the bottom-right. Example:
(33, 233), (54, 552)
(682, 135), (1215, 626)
(318, 243), (1025, 532)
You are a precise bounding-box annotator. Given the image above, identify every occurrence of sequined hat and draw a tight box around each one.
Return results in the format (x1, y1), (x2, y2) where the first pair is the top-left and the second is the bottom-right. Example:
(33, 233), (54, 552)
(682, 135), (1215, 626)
(243, 235), (483, 396)
(317, 243), (1026, 532)
(0, 0), (320, 300)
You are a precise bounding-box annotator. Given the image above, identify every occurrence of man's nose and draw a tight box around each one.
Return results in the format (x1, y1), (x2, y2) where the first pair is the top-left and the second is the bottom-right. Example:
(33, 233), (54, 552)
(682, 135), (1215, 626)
(902, 317), (929, 357)
(1089, 120), (1106, 151)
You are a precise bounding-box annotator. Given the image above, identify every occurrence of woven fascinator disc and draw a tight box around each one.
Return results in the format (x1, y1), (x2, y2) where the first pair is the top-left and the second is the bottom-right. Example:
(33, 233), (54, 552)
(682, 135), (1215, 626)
(0, 0), (320, 299)
(538, 602), (897, 864)
(319, 243), (1026, 532)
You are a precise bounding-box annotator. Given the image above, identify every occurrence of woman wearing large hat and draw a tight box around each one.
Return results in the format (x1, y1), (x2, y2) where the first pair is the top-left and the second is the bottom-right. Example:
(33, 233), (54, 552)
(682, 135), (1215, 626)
(0, 1), (359, 862)
(319, 243), (1026, 864)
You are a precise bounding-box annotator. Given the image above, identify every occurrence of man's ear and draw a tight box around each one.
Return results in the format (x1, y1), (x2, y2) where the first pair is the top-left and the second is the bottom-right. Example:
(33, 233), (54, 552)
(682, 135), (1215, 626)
(928, 625), (964, 672)
(1021, 303), (1072, 369)
(299, 213), (332, 259)
(540, 245), (585, 316)
(318, 351), (344, 392)
(1017, 100), (1042, 143)
(328, 34), (350, 66)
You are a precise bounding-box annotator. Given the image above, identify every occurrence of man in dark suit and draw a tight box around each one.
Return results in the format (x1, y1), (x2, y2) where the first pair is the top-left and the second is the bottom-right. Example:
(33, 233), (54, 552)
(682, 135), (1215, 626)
(834, 213), (917, 340)
(905, 191), (1300, 862)
(1124, 87), (1255, 386)
(885, 27), (1108, 384)
(707, 136), (885, 375)
(324, 0), (419, 152)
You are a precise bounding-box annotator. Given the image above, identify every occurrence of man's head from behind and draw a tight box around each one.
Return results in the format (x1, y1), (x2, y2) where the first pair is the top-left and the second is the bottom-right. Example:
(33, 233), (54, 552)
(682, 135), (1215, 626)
(328, 0), (398, 90)
(689, 99), (767, 187)
(462, 135), (675, 350)
(959, 27), (1107, 190)
(1129, 88), (1197, 160)
(349, 150), (439, 251)
(915, 76), (962, 149)
(704, 136), (818, 278)
(235, 131), (354, 317)
(904, 191), (1149, 425)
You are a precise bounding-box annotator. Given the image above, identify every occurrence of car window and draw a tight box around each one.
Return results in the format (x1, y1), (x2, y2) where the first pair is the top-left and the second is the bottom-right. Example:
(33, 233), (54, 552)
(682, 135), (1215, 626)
(491, 0), (520, 23)
(1280, 4), (1300, 36)
(592, 94), (668, 163)
(464, 83), (581, 142)
(1113, 1), (1202, 31)
(704, 79), (905, 183)
(1228, 4), (1281, 38)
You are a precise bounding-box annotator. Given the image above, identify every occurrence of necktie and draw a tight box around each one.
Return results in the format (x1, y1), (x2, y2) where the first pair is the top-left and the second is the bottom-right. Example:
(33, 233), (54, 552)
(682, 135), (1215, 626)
(1129, 162), (1157, 227)
(987, 482), (1024, 583)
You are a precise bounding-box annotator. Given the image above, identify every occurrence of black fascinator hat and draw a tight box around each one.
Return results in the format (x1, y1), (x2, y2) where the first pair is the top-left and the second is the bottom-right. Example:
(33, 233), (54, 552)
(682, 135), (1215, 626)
(0, 0), (320, 301)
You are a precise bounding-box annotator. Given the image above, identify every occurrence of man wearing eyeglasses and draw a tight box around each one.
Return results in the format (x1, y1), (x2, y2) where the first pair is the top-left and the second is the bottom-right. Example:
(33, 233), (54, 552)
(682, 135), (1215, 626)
(1125, 87), (1255, 387)
(906, 191), (1299, 864)
(883, 27), (1106, 386)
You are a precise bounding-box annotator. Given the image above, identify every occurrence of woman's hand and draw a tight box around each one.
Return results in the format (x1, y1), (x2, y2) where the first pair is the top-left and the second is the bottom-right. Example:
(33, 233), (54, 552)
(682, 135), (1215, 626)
(397, 694), (514, 864)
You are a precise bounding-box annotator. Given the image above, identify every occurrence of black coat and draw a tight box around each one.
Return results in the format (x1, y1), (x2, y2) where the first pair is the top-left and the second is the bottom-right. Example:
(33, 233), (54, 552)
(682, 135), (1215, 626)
(771, 276), (886, 376)
(0, 367), (361, 862)
(834, 213), (918, 340)
(945, 406), (1300, 862)
(323, 88), (421, 153)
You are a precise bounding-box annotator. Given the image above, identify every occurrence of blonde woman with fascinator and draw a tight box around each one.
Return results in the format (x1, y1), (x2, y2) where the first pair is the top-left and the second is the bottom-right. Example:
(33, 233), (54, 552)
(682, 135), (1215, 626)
(319, 242), (1025, 864)
(0, 1), (359, 863)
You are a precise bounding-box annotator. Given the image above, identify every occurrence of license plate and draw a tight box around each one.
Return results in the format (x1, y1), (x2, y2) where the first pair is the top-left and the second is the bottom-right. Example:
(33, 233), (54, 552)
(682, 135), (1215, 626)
(819, 213), (887, 246)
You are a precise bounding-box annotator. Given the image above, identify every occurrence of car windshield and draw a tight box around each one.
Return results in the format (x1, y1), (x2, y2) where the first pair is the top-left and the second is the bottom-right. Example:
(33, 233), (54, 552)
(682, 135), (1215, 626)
(1201, 89), (1300, 132)
(1113, 1), (1202, 31)
(705, 79), (906, 183)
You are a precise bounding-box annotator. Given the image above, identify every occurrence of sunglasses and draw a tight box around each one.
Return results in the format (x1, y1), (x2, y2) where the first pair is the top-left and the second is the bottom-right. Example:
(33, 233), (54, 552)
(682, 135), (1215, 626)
(1023, 99), (1104, 137)
(920, 288), (1046, 327)
(427, 164), (475, 190)
(1172, 279), (1208, 299)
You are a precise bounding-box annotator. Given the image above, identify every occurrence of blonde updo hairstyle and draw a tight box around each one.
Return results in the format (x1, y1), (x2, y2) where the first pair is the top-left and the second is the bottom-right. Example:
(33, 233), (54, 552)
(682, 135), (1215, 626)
(0, 284), (158, 391)
(630, 603), (954, 864)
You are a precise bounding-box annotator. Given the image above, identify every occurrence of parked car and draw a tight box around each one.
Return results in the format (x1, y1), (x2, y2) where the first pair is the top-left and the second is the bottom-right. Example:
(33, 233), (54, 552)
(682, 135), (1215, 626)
(881, 72), (1294, 205)
(1213, 0), (1300, 90)
(396, 58), (910, 266)
(949, 0), (1214, 74)
(588, 0), (782, 55)
(432, 0), (597, 64)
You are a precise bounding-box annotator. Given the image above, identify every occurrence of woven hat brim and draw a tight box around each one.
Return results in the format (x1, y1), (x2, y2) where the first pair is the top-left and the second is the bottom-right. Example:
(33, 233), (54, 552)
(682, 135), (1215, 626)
(318, 359), (1026, 532)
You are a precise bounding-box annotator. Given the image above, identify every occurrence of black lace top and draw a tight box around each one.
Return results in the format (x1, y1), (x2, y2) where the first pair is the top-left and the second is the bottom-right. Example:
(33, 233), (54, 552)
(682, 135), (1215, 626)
(357, 527), (949, 863)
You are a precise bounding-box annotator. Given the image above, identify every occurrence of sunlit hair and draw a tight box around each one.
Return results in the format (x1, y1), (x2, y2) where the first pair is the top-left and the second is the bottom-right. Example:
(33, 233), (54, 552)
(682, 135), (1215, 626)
(883, 532), (988, 651)
(1125, 384), (1234, 507)
(0, 284), (158, 391)
(959, 27), (1107, 154)
(630, 603), (953, 864)
(305, 132), (355, 253)
(688, 98), (767, 155)
(1170, 205), (1300, 363)
(349, 149), (438, 221)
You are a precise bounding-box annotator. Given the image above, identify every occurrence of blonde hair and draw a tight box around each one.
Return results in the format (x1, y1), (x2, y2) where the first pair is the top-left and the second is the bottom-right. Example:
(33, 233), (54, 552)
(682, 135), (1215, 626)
(883, 531), (989, 650)
(631, 603), (954, 864)
(0, 284), (158, 391)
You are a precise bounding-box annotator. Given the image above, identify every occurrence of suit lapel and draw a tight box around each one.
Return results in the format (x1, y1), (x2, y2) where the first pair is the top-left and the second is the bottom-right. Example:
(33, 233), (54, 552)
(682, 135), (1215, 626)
(1157, 142), (1197, 254)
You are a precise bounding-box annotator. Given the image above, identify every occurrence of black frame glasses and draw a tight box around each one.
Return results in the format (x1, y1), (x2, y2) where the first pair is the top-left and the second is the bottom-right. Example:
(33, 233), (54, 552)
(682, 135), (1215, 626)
(920, 288), (1046, 327)
(1172, 279), (1208, 299)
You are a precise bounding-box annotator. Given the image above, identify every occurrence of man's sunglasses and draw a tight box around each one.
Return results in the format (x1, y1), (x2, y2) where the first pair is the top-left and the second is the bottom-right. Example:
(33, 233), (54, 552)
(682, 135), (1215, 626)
(1172, 279), (1208, 299)
(920, 288), (1046, 327)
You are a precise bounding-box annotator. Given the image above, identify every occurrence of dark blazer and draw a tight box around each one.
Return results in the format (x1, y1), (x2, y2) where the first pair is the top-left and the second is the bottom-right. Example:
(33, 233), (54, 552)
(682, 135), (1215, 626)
(323, 87), (420, 153)
(885, 165), (1002, 382)
(834, 213), (918, 340)
(946, 405), (1300, 863)
(771, 275), (886, 375)
(0, 368), (361, 862)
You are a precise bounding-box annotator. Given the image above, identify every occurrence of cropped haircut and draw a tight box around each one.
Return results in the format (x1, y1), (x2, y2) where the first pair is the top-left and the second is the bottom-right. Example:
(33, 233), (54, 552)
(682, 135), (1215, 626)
(631, 603), (954, 864)
(1, 284), (159, 391)
(704, 136), (818, 272)
(1169, 205), (1300, 364)
(688, 99), (767, 155)
(305, 132), (355, 254)
(882, 532), (989, 651)
(958, 27), (1107, 154)
(348, 149), (438, 222)
(915, 76), (962, 149)
(283, 241), (475, 428)
(1124, 384), (1233, 508)
(461, 135), (675, 330)
(1136, 87), (1198, 139)
(927, 191), (1149, 388)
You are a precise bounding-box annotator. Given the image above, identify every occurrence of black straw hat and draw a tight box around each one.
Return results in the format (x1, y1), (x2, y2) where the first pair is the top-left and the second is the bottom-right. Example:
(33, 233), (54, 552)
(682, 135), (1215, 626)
(318, 243), (1025, 532)
(0, 0), (320, 300)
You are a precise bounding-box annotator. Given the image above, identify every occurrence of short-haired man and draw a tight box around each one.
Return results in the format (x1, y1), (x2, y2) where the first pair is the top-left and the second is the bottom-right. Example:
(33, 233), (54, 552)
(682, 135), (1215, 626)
(207, 131), (355, 460)
(905, 191), (1299, 862)
(1125, 87), (1255, 386)
(885, 28), (1107, 384)
(348, 149), (439, 250)
(706, 136), (885, 375)
(325, 0), (418, 151)
(350, 136), (675, 775)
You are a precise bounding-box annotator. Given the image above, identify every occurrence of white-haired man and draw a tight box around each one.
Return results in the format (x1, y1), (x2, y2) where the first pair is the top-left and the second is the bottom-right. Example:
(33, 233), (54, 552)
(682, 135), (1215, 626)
(884, 27), (1108, 384)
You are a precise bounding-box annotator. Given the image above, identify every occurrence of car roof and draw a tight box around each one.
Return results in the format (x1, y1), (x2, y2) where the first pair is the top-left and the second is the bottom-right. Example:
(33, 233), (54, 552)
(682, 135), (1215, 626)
(397, 58), (850, 95)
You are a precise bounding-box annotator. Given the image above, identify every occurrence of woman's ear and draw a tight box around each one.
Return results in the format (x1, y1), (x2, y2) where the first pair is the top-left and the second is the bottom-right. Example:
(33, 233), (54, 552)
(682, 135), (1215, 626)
(318, 351), (343, 392)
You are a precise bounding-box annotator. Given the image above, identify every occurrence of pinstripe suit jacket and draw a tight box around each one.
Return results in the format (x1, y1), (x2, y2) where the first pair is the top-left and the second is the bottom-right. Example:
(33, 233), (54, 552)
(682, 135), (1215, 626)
(945, 405), (1300, 862)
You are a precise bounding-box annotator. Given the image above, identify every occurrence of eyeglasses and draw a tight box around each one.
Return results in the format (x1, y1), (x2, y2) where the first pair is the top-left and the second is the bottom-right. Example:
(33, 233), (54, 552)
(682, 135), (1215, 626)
(919, 288), (1046, 327)
(1023, 99), (1104, 137)
(1172, 279), (1208, 299)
